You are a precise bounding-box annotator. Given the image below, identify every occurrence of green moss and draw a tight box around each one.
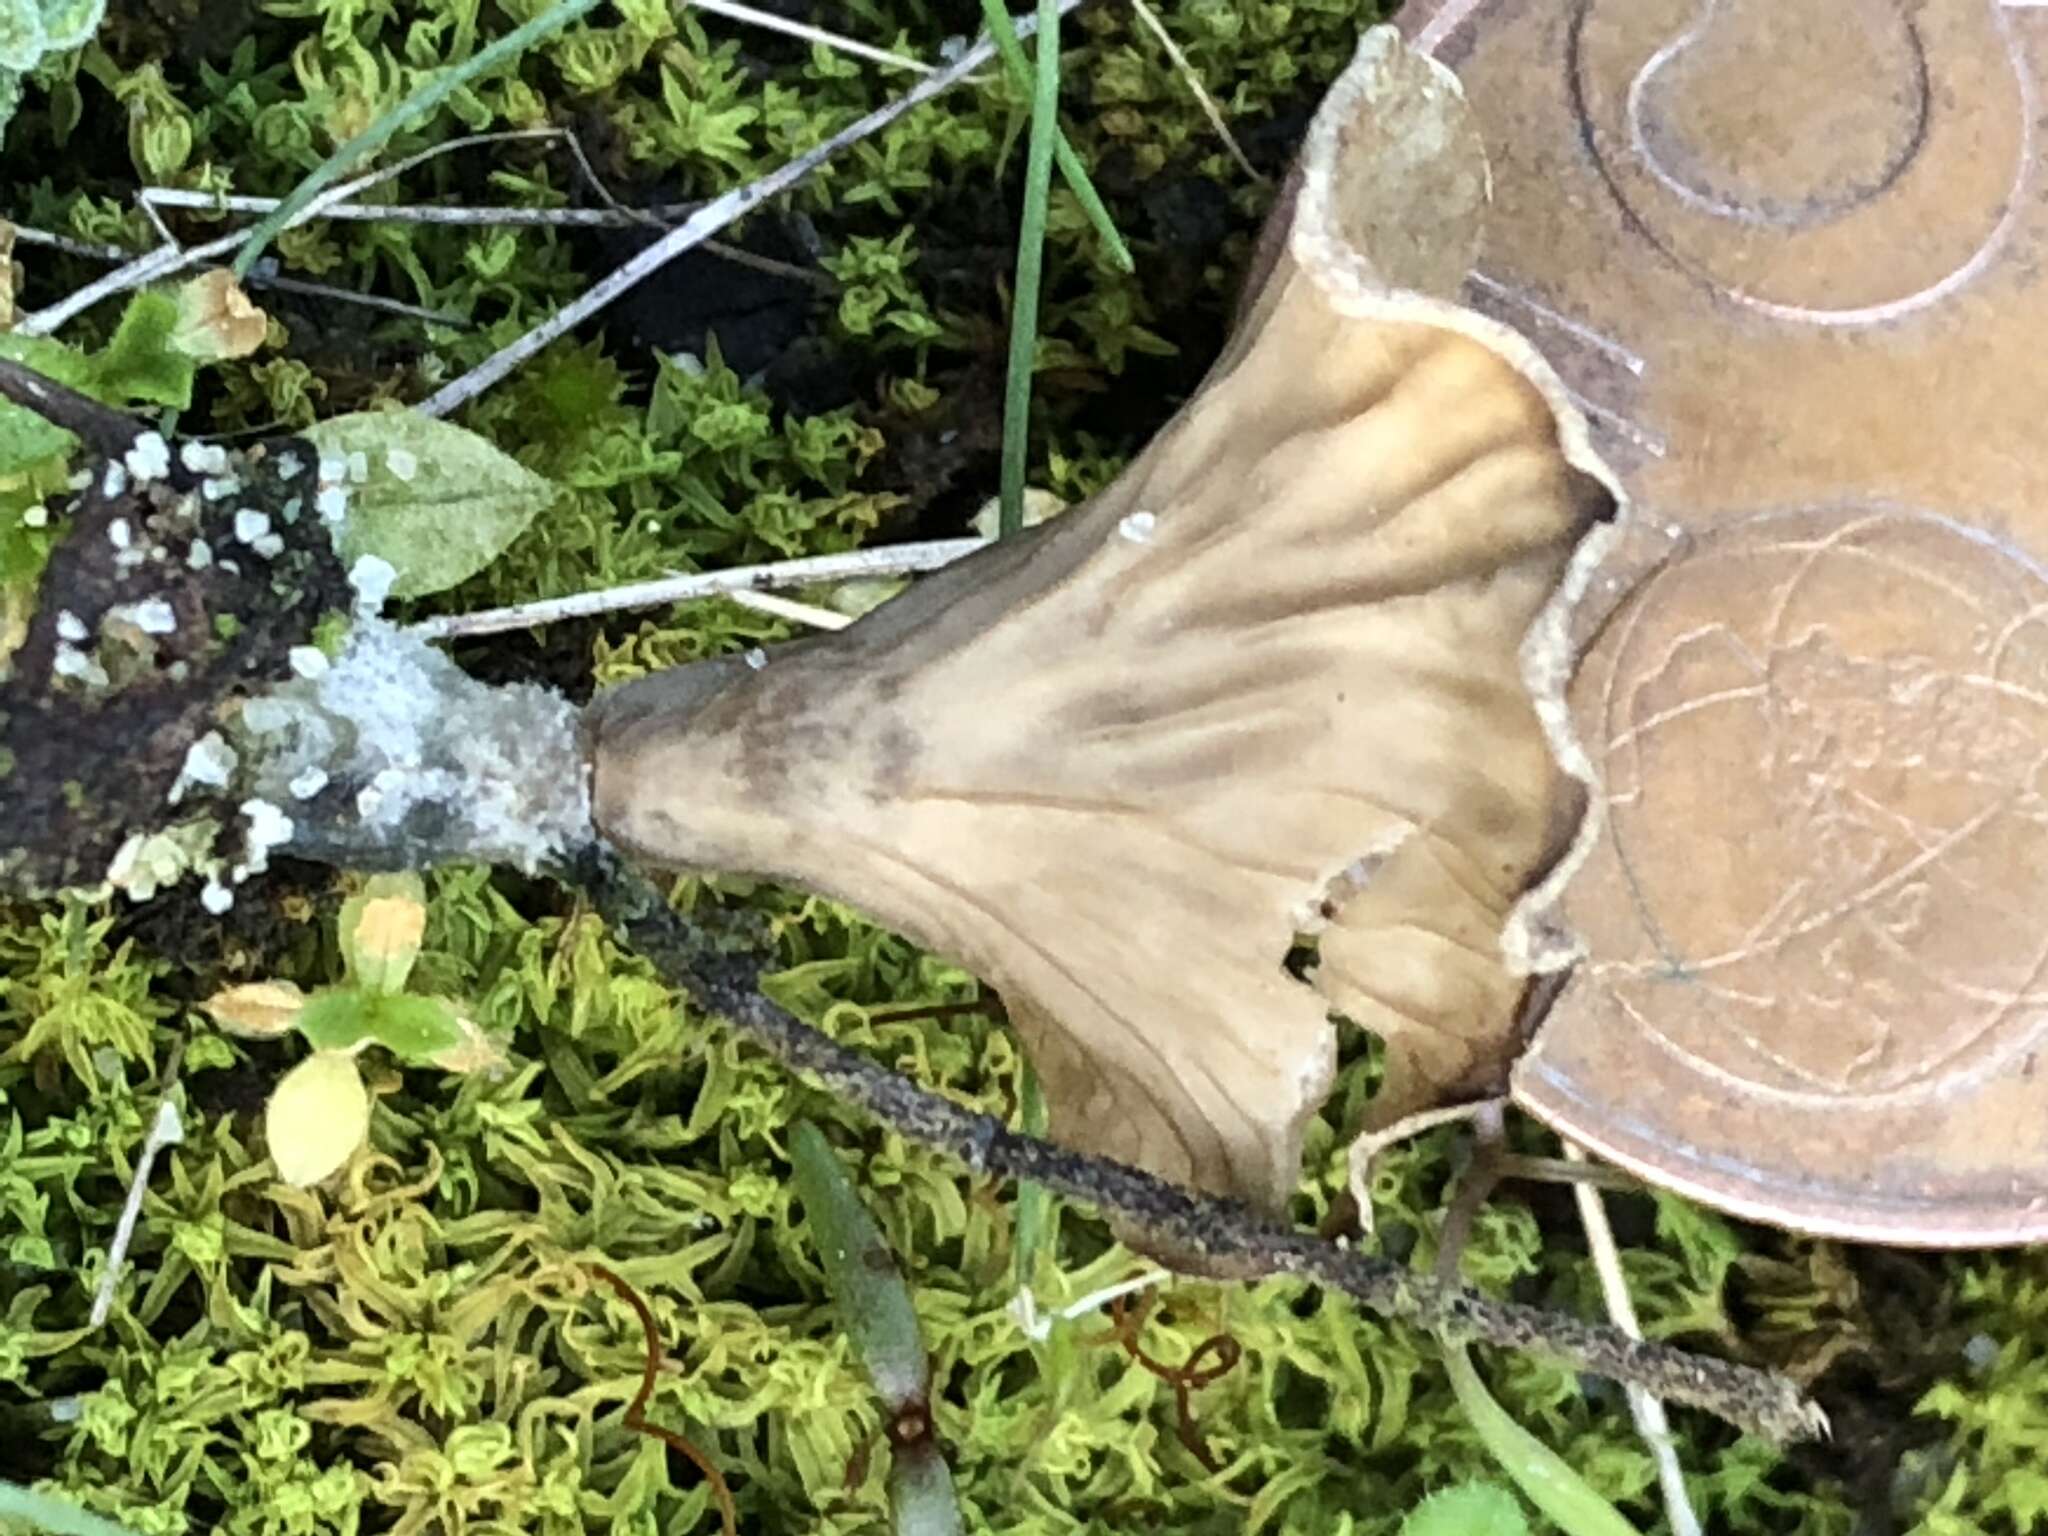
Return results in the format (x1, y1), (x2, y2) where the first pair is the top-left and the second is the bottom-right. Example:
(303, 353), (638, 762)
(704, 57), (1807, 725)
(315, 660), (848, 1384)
(0, 1), (2029, 1533)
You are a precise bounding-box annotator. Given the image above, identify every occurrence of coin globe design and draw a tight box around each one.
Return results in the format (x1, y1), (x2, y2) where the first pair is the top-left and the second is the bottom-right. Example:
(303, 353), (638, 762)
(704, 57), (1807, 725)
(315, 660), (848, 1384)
(1579, 506), (2048, 1103)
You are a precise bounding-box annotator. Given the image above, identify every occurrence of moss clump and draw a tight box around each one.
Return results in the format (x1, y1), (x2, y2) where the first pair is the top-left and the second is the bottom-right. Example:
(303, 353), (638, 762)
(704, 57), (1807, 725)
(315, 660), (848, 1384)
(0, 2), (2036, 1534)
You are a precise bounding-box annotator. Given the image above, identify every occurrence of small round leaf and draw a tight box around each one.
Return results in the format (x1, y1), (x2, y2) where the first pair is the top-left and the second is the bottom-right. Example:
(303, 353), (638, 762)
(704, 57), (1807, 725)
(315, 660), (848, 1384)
(362, 994), (464, 1061)
(295, 988), (378, 1053)
(265, 1052), (369, 1185)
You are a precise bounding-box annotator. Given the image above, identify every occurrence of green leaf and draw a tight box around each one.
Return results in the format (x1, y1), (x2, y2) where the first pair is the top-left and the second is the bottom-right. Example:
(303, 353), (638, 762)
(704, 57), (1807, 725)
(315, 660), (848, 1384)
(1442, 1344), (1649, 1536)
(0, 338), (90, 476)
(0, 1), (45, 73)
(0, 399), (71, 480)
(87, 289), (197, 409)
(37, 0), (106, 53)
(294, 988), (376, 1054)
(0, 1478), (149, 1536)
(1399, 1483), (1529, 1536)
(789, 1119), (929, 1414)
(887, 1443), (965, 1536)
(361, 994), (463, 1062)
(305, 408), (558, 599)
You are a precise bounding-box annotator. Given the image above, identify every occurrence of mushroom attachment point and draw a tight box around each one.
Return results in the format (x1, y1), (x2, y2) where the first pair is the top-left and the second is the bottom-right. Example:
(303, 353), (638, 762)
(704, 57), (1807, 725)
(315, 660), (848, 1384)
(587, 28), (1620, 1251)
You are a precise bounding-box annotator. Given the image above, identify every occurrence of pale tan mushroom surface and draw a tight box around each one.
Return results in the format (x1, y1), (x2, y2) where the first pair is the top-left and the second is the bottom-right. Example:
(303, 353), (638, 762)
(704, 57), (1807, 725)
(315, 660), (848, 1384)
(588, 30), (1618, 1219)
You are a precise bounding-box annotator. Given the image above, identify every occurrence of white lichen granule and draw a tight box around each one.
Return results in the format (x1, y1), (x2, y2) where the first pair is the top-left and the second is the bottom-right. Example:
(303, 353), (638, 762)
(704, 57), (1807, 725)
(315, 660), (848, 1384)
(108, 518), (132, 550)
(273, 449), (303, 480)
(1118, 510), (1157, 545)
(170, 732), (237, 805)
(102, 462), (128, 499)
(56, 610), (87, 642)
(124, 432), (171, 483)
(288, 645), (330, 679)
(347, 554), (397, 613)
(233, 509), (272, 545)
(22, 505), (47, 529)
(315, 486), (348, 525)
(200, 880), (234, 915)
(112, 598), (178, 636)
(179, 441), (230, 476)
(384, 447), (418, 482)
(251, 532), (286, 560)
(187, 538), (213, 571)
(202, 476), (242, 502)
(288, 766), (329, 800)
(239, 799), (295, 872)
(52, 645), (108, 688)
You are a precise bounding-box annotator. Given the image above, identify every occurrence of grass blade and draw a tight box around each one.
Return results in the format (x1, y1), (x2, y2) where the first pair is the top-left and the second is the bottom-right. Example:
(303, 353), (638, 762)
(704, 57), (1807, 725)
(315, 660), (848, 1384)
(230, 0), (605, 280)
(888, 1443), (967, 1536)
(977, 0), (1134, 273)
(1443, 1343), (1649, 1536)
(789, 1119), (929, 1412)
(993, 0), (1065, 538)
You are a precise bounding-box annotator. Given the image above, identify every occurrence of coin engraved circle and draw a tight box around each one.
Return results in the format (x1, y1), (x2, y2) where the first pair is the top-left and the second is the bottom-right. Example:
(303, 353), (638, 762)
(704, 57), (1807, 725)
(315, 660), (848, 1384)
(1568, 0), (2029, 323)
(1583, 507), (2048, 1103)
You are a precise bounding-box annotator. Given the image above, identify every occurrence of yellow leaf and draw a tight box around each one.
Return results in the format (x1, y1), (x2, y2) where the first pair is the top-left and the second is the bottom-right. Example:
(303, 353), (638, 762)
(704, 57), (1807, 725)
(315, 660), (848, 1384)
(342, 886), (426, 995)
(430, 1013), (509, 1076)
(200, 980), (307, 1039)
(172, 268), (270, 361)
(265, 1052), (370, 1185)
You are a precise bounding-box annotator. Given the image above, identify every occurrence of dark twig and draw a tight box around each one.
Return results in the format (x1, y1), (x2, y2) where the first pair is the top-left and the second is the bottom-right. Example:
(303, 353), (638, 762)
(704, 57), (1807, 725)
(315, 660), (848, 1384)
(570, 846), (1824, 1444)
(0, 358), (147, 456)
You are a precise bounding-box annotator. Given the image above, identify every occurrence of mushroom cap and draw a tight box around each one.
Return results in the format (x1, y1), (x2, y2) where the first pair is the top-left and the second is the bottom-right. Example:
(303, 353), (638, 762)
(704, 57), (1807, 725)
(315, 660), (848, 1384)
(589, 29), (1616, 1224)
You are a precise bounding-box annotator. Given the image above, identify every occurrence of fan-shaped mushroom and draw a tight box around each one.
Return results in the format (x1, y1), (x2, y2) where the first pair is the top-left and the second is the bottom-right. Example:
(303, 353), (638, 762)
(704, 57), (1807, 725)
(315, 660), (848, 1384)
(588, 29), (1618, 1219)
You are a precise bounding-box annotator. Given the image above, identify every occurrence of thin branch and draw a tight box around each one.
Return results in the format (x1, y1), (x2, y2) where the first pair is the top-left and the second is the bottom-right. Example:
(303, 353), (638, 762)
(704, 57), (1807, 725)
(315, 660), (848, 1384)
(6, 225), (130, 260)
(725, 589), (853, 630)
(572, 846), (1824, 1444)
(1126, 0), (1265, 184)
(227, 0), (609, 280)
(0, 357), (148, 456)
(415, 2), (1085, 420)
(410, 537), (984, 640)
(140, 187), (699, 229)
(90, 1047), (186, 1327)
(20, 130), (594, 335)
(244, 265), (472, 327)
(1569, 1141), (1705, 1536)
(684, 0), (937, 74)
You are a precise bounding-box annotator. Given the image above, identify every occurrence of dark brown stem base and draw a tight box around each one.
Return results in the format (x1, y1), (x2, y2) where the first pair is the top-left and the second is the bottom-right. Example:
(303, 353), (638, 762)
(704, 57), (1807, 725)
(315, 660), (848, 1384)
(570, 845), (1824, 1444)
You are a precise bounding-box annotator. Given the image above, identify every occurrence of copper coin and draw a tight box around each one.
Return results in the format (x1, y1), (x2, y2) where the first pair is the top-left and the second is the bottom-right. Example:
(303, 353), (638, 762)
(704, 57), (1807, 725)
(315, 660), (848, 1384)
(1405, 0), (2048, 1241)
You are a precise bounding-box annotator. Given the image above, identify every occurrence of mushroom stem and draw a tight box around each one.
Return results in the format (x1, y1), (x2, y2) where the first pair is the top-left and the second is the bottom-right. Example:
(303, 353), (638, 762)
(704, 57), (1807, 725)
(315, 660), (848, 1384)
(572, 844), (1822, 1444)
